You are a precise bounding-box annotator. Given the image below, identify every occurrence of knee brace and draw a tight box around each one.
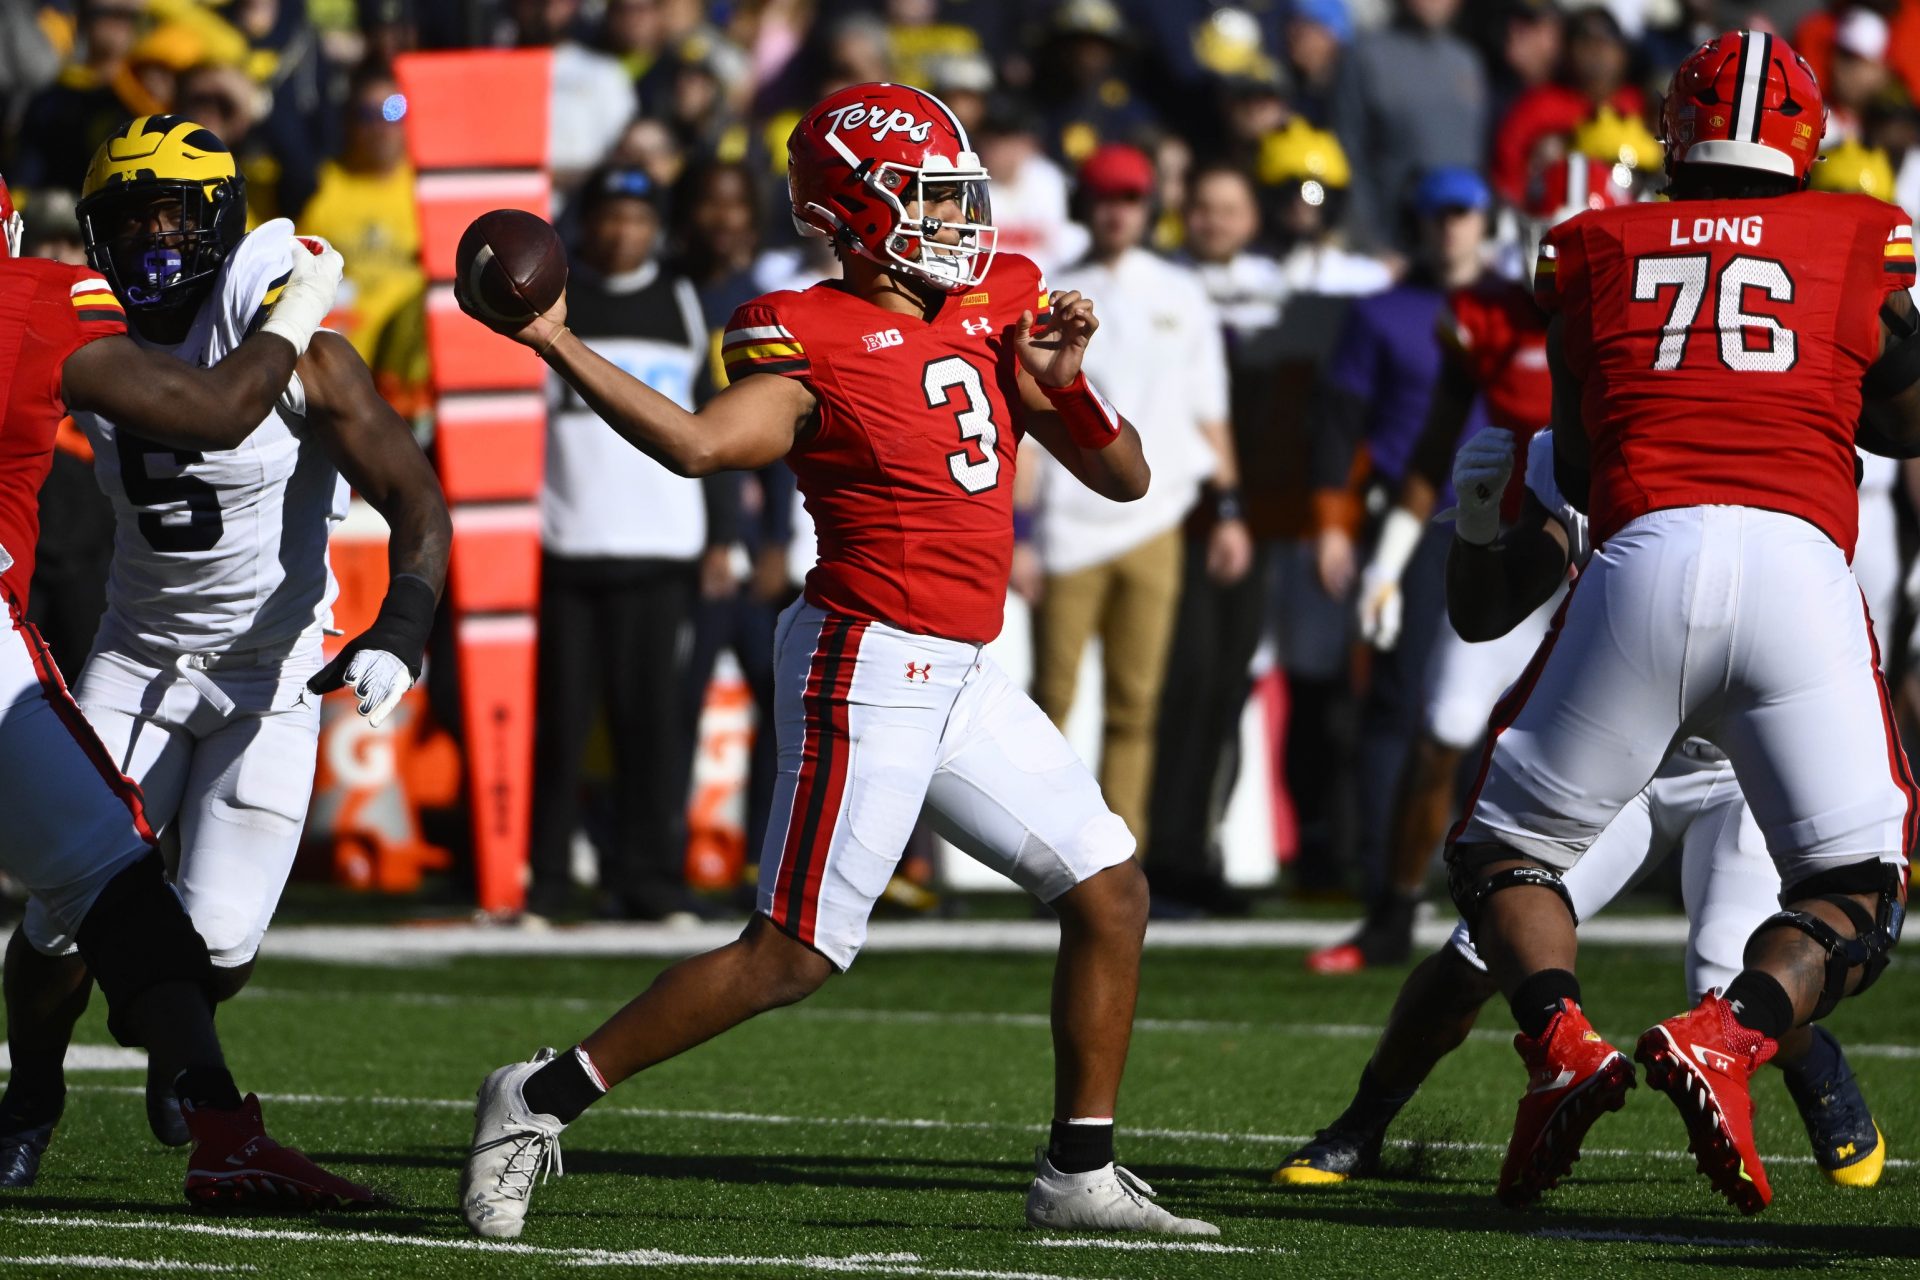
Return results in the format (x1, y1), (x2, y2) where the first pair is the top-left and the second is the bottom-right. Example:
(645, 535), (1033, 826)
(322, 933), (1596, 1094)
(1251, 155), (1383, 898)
(1752, 863), (1905, 1020)
(73, 853), (214, 1048)
(1445, 841), (1579, 944)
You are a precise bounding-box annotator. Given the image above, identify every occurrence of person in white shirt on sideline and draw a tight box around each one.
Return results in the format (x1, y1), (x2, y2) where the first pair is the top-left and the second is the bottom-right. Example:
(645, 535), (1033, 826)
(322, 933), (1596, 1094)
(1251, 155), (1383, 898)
(1020, 142), (1250, 848)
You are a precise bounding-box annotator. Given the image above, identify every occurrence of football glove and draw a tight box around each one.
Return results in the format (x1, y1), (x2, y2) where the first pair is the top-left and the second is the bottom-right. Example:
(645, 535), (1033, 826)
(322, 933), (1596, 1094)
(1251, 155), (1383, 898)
(309, 573), (435, 728)
(1441, 428), (1515, 547)
(261, 236), (343, 357)
(1357, 507), (1421, 650)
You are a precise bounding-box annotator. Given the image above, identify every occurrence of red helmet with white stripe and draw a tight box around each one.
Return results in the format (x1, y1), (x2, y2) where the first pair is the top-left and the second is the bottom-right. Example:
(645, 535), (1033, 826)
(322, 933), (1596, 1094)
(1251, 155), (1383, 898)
(1660, 30), (1826, 185)
(787, 82), (997, 293)
(1523, 154), (1633, 225)
(0, 176), (20, 259)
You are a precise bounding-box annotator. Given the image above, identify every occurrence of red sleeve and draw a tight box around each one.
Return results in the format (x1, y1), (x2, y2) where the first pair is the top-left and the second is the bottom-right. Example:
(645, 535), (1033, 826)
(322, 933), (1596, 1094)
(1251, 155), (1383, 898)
(63, 271), (129, 339)
(719, 298), (809, 384)
(1875, 211), (1914, 301)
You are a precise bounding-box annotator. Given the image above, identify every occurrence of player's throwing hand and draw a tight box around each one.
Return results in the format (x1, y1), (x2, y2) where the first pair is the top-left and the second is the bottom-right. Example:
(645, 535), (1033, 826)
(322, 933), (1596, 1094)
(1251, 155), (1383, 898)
(1016, 290), (1097, 389)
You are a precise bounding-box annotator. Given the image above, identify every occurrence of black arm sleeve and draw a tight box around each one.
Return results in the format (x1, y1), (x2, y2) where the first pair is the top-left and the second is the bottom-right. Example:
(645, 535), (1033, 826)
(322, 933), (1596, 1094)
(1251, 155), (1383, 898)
(702, 471), (743, 548)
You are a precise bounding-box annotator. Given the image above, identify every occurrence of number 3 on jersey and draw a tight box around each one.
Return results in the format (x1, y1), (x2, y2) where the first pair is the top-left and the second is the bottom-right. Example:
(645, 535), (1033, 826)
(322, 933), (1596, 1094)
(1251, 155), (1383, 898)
(114, 430), (224, 552)
(1633, 254), (1796, 373)
(924, 356), (1000, 494)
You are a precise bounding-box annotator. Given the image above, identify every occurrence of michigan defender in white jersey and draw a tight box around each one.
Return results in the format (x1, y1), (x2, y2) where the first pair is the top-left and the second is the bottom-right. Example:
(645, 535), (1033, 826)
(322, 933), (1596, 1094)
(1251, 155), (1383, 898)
(2, 114), (450, 1152)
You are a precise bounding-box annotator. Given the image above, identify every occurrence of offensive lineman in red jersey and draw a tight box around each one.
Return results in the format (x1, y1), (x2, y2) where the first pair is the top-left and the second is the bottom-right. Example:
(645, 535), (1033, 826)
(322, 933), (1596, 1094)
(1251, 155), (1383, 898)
(1444, 32), (1920, 1213)
(0, 174), (373, 1206)
(455, 83), (1215, 1240)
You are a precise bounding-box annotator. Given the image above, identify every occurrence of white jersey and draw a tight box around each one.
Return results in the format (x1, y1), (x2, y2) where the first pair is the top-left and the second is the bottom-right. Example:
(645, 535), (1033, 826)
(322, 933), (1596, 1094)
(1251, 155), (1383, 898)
(78, 220), (347, 655)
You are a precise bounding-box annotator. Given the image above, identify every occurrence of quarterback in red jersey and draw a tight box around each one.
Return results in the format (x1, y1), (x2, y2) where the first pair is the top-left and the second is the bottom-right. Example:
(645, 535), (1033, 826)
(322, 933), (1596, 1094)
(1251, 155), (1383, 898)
(1445, 32), (1920, 1214)
(456, 83), (1216, 1239)
(1312, 155), (1631, 977)
(0, 169), (373, 1208)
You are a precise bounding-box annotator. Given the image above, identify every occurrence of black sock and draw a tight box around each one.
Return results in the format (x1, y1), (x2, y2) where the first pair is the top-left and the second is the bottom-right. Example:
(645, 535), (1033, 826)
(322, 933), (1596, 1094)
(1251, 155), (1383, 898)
(1509, 969), (1581, 1039)
(0, 1076), (64, 1129)
(1048, 1118), (1115, 1174)
(1724, 971), (1795, 1041)
(1332, 1064), (1417, 1135)
(521, 1046), (606, 1124)
(173, 1064), (243, 1112)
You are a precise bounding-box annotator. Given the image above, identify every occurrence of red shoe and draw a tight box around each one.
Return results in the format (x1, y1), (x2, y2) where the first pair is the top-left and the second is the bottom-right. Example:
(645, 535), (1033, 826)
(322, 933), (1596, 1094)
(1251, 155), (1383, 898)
(183, 1094), (375, 1211)
(1497, 1000), (1636, 1207)
(1635, 992), (1779, 1214)
(1305, 942), (1367, 974)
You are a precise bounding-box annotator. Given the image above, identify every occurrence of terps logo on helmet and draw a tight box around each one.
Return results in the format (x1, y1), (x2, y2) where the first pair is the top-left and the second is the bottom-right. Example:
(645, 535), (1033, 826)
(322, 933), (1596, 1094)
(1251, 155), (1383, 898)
(823, 103), (934, 144)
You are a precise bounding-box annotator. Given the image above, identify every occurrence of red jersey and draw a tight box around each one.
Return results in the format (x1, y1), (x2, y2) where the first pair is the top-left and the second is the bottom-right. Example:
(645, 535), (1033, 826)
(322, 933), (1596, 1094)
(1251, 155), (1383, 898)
(0, 257), (127, 609)
(1441, 277), (1551, 434)
(1537, 192), (1914, 556)
(722, 253), (1052, 644)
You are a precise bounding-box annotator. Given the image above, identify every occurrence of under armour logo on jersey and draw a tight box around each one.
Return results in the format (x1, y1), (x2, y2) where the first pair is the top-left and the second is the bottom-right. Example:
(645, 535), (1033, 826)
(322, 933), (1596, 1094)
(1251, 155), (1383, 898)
(905, 662), (932, 683)
(961, 317), (993, 336)
(863, 328), (904, 351)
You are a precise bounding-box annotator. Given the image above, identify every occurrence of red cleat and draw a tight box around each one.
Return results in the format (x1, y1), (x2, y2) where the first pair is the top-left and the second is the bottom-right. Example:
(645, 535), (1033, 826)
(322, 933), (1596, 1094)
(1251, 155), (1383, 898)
(1305, 942), (1367, 974)
(183, 1094), (375, 1212)
(1497, 1000), (1635, 1207)
(1635, 992), (1779, 1214)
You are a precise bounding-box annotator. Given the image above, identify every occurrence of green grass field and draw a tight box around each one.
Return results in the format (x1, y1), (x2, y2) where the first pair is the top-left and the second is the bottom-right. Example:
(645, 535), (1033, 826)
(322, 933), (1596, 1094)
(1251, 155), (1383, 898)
(2, 932), (1918, 1278)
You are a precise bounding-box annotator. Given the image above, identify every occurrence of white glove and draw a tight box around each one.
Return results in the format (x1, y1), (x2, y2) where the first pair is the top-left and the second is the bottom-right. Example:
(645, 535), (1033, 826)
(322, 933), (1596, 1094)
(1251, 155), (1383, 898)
(1357, 506), (1422, 651)
(1442, 428), (1517, 547)
(344, 649), (412, 728)
(260, 235), (343, 356)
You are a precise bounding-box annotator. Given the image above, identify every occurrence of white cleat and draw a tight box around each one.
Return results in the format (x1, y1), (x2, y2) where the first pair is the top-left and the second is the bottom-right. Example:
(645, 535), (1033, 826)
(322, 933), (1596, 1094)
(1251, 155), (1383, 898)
(460, 1047), (567, 1238)
(1024, 1147), (1220, 1236)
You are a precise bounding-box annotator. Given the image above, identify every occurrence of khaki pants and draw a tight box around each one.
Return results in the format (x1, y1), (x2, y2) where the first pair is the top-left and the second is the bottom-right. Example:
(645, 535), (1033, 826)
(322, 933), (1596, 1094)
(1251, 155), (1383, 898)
(1031, 527), (1184, 846)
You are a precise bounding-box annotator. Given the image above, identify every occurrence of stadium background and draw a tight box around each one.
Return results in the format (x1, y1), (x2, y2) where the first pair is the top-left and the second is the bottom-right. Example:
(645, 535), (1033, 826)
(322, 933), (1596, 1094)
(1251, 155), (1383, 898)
(0, 0), (1917, 919)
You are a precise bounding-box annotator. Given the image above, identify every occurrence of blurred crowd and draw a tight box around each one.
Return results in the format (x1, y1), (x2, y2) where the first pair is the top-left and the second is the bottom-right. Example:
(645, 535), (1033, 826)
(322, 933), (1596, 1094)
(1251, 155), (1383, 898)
(3, 0), (1920, 920)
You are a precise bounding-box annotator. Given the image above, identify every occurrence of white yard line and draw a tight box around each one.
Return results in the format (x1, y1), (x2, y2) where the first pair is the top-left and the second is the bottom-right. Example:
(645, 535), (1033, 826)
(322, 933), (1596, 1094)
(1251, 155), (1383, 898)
(232, 988), (1920, 1061)
(0, 1259), (253, 1274)
(5, 1219), (1094, 1280)
(44, 1083), (1911, 1171)
(1035, 1239), (1272, 1255)
(0, 1045), (149, 1072)
(1530, 1228), (1769, 1249)
(258, 916), (1692, 963)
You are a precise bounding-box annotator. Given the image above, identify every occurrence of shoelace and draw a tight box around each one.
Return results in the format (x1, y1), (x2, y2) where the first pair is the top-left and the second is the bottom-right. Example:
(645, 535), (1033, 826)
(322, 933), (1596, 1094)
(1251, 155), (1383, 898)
(1113, 1165), (1155, 1206)
(479, 1123), (563, 1202)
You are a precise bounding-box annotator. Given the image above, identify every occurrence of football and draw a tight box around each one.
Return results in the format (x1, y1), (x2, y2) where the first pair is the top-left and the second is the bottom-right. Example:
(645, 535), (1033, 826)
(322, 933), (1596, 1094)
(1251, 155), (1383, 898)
(455, 208), (567, 328)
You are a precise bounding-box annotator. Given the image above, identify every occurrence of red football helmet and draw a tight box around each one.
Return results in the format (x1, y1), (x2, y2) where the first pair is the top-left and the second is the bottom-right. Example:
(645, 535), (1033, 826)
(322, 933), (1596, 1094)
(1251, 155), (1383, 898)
(0, 175), (20, 259)
(787, 82), (996, 292)
(1523, 154), (1633, 226)
(1660, 30), (1826, 184)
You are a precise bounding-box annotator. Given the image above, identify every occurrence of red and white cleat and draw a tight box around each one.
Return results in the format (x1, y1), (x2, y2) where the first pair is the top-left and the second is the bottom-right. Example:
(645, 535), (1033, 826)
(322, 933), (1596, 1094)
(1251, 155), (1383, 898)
(1635, 992), (1779, 1214)
(183, 1094), (375, 1212)
(1497, 1000), (1635, 1207)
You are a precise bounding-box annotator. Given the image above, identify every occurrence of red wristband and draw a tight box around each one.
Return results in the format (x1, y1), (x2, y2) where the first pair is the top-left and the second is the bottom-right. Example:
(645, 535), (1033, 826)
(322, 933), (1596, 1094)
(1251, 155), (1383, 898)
(1040, 371), (1123, 450)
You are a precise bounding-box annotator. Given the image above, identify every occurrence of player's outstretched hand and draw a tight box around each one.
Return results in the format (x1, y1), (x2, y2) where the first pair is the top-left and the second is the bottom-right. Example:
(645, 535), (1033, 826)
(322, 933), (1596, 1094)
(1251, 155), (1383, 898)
(455, 272), (570, 353)
(1015, 290), (1097, 390)
(1443, 427), (1516, 546)
(260, 236), (344, 356)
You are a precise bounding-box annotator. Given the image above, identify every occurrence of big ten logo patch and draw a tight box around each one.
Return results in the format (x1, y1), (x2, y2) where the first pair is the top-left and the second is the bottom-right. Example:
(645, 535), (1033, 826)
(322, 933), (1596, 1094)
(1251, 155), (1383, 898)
(864, 328), (905, 352)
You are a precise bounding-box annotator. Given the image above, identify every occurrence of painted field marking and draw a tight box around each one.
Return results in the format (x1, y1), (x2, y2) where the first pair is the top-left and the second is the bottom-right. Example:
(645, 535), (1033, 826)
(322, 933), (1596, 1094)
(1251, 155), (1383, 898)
(1035, 1239), (1273, 1255)
(0, 1045), (148, 1072)
(258, 916), (1693, 964)
(5, 1218), (1095, 1280)
(1530, 1228), (1769, 1249)
(37, 1083), (1912, 1172)
(0, 1259), (254, 1274)
(230, 987), (1920, 1061)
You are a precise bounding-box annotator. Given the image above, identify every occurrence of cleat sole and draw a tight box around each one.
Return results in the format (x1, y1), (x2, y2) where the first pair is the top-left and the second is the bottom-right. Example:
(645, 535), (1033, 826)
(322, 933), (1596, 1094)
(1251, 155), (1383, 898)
(1498, 1053), (1636, 1209)
(1272, 1164), (1350, 1186)
(1634, 1027), (1769, 1215)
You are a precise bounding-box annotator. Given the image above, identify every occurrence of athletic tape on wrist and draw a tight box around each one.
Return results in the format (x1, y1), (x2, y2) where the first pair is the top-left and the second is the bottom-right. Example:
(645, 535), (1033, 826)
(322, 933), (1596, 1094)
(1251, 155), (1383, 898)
(1040, 372), (1123, 450)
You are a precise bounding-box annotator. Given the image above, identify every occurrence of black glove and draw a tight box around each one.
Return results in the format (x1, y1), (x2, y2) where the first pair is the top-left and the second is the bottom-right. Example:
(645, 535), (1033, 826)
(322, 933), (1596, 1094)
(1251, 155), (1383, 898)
(308, 573), (436, 693)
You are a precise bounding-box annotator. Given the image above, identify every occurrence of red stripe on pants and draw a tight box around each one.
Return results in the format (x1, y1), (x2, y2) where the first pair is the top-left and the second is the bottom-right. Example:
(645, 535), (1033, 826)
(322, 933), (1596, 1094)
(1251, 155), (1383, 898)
(1860, 594), (1917, 888)
(768, 615), (867, 945)
(15, 616), (156, 846)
